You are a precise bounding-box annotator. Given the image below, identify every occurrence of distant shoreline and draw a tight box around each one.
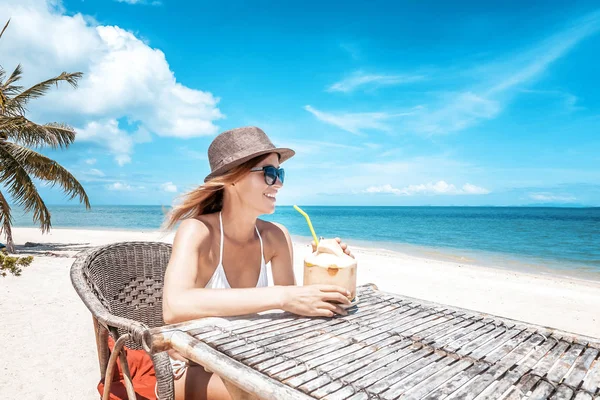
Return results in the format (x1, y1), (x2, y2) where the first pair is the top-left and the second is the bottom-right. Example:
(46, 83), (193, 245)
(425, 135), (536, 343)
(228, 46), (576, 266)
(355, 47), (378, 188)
(7, 225), (599, 283)
(9, 204), (600, 208)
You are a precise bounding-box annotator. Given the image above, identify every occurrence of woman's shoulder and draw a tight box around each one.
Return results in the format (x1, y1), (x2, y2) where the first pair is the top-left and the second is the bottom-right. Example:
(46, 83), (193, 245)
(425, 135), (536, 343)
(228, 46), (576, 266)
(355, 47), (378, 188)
(173, 213), (219, 249)
(257, 219), (292, 246)
(178, 213), (218, 231)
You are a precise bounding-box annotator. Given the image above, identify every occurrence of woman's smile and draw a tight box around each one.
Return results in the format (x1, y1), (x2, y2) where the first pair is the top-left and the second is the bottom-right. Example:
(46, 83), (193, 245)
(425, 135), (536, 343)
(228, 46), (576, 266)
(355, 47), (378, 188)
(264, 192), (277, 202)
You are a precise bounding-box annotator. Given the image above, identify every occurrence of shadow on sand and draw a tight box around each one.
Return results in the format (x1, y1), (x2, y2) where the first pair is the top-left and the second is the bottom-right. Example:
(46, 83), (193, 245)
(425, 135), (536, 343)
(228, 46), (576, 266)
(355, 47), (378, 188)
(13, 242), (93, 257)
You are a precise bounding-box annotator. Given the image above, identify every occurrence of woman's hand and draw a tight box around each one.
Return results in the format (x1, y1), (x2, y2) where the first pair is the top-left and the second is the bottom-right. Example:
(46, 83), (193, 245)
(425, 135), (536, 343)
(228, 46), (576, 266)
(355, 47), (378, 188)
(311, 237), (355, 258)
(279, 285), (351, 317)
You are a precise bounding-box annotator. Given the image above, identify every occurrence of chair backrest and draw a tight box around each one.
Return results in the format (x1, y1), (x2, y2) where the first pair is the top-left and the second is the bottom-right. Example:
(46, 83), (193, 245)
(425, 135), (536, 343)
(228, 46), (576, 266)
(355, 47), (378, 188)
(78, 241), (172, 346)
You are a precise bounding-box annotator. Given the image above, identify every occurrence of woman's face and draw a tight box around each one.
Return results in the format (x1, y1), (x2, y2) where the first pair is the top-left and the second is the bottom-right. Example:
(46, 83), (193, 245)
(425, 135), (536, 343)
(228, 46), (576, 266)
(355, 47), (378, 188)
(234, 153), (283, 215)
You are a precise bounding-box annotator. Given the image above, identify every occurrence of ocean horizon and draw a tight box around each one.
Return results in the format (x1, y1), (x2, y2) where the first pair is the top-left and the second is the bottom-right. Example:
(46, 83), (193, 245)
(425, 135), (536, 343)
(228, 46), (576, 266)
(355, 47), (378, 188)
(7, 205), (600, 281)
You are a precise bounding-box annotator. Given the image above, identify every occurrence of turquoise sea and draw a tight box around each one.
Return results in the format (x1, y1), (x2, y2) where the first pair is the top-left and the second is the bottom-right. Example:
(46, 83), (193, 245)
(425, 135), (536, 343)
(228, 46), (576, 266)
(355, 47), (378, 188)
(10, 205), (600, 280)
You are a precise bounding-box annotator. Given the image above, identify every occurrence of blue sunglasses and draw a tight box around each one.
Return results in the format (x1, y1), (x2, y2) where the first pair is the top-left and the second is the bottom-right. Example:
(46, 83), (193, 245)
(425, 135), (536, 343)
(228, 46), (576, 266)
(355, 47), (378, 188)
(250, 166), (285, 185)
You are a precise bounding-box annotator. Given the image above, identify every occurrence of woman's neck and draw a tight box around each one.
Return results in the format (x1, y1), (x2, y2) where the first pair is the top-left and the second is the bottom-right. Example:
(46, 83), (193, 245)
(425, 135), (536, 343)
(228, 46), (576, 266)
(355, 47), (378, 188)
(220, 207), (258, 244)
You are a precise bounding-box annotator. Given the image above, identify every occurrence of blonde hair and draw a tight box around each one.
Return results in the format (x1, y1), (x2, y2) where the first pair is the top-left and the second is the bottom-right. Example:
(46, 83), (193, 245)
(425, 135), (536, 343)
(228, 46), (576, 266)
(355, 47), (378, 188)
(163, 153), (273, 230)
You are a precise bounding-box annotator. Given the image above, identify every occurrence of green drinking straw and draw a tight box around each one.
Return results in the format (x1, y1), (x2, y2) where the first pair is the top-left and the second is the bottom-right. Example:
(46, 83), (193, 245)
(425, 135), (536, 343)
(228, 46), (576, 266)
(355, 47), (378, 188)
(293, 205), (319, 246)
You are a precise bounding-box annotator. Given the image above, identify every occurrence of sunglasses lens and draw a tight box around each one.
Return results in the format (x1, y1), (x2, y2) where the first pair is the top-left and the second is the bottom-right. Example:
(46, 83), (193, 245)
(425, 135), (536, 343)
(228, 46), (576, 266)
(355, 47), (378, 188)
(279, 168), (285, 184)
(264, 167), (278, 185)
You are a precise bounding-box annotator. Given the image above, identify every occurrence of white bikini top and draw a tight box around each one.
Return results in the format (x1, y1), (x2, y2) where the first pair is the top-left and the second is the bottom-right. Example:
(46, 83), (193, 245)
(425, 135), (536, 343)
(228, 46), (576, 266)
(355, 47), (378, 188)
(205, 212), (268, 289)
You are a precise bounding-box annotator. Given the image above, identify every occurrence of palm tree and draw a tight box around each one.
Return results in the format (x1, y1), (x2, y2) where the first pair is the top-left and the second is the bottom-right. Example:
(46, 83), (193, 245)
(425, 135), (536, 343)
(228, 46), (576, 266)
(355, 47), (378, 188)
(0, 20), (90, 253)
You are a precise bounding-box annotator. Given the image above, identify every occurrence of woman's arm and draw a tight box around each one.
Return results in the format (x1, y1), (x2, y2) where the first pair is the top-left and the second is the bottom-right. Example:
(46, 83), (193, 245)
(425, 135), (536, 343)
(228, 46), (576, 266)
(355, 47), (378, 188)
(163, 219), (351, 324)
(269, 222), (296, 285)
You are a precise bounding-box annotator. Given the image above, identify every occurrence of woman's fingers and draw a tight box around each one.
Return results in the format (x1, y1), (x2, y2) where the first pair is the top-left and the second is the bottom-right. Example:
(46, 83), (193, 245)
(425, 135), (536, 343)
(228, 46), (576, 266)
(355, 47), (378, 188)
(314, 237), (353, 258)
(316, 285), (351, 299)
(315, 309), (335, 317)
(334, 238), (355, 258)
(321, 291), (351, 305)
(329, 303), (348, 316)
(318, 301), (348, 316)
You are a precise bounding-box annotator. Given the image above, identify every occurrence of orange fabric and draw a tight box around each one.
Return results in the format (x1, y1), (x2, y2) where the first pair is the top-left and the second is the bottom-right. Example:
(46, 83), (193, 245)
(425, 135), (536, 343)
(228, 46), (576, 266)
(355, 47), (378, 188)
(97, 336), (157, 400)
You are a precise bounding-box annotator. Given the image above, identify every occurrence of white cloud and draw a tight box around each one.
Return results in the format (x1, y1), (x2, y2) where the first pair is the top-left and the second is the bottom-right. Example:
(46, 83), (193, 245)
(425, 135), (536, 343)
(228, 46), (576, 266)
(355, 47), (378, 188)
(413, 11), (600, 135)
(115, 0), (161, 4)
(462, 183), (491, 194)
(76, 169), (112, 183)
(88, 168), (105, 177)
(520, 89), (583, 113)
(328, 71), (425, 93)
(304, 105), (418, 135)
(315, 11), (600, 136)
(58, 25), (224, 138)
(528, 193), (576, 202)
(364, 184), (402, 195)
(132, 127), (152, 143)
(76, 119), (133, 166)
(490, 12), (600, 94)
(161, 182), (178, 193)
(2, 0), (223, 162)
(364, 181), (490, 196)
(412, 92), (501, 135)
(107, 182), (132, 191)
(85, 158), (97, 165)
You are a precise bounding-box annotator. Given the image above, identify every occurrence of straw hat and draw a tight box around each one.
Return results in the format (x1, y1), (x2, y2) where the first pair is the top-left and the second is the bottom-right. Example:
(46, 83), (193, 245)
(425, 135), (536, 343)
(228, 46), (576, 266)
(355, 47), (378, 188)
(204, 126), (295, 182)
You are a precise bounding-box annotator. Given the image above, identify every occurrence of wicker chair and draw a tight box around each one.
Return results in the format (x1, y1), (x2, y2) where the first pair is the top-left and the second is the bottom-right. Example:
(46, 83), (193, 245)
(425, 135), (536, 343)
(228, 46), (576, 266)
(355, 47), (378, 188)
(70, 241), (175, 400)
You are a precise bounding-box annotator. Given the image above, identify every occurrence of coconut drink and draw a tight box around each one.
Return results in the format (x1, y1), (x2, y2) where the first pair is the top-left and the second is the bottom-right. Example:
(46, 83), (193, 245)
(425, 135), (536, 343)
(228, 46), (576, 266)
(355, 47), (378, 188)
(303, 238), (357, 302)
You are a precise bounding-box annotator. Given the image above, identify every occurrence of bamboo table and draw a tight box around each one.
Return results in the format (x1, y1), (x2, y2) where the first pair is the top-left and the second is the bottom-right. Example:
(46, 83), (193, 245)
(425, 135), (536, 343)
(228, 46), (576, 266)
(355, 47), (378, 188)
(149, 284), (600, 399)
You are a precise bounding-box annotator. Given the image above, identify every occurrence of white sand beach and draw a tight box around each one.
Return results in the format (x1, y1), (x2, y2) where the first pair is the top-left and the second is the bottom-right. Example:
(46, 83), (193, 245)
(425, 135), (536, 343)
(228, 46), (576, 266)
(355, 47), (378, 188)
(1, 227), (599, 399)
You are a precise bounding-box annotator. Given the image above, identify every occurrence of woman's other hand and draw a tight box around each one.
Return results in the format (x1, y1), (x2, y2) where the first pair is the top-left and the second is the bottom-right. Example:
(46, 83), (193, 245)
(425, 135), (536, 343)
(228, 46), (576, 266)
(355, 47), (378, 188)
(279, 284), (351, 317)
(311, 237), (355, 258)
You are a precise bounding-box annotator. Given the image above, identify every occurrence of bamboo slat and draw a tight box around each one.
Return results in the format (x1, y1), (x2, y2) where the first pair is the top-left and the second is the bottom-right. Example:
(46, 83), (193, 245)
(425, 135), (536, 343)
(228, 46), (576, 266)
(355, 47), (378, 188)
(564, 348), (599, 388)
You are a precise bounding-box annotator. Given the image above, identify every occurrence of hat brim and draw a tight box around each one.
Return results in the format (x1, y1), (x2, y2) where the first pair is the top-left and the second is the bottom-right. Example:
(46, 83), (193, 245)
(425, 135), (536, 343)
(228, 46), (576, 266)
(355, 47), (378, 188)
(204, 147), (295, 182)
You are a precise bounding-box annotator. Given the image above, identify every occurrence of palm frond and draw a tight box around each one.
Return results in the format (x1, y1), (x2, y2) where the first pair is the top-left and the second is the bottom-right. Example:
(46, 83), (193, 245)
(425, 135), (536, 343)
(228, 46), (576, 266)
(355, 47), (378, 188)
(4, 64), (22, 87)
(1, 65), (25, 113)
(0, 19), (9, 41)
(0, 142), (51, 232)
(9, 71), (83, 110)
(2, 64), (24, 97)
(0, 86), (7, 114)
(0, 64), (18, 113)
(2, 84), (23, 97)
(3, 142), (90, 209)
(0, 115), (76, 148)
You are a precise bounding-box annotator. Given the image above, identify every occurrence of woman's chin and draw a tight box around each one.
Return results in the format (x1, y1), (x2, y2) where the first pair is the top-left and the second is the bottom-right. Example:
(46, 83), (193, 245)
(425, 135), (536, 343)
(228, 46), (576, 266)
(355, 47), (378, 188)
(264, 206), (276, 214)
(260, 203), (276, 215)
(252, 204), (275, 215)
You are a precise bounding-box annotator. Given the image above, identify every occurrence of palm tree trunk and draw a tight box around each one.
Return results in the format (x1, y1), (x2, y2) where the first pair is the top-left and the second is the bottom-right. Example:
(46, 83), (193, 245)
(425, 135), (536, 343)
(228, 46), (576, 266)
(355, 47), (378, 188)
(4, 225), (15, 253)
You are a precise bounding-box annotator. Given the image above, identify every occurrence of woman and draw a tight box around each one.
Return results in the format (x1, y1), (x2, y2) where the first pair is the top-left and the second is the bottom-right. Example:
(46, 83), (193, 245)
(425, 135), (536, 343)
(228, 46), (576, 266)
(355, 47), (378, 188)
(162, 126), (353, 400)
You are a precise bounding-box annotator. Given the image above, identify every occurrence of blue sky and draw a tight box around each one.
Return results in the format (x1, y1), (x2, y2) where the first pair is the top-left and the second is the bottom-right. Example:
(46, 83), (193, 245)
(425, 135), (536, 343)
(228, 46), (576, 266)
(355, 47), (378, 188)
(2, 0), (600, 206)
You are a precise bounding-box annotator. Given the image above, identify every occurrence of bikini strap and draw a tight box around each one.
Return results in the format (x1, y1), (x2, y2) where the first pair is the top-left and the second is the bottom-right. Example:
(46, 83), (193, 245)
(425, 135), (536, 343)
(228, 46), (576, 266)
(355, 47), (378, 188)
(219, 212), (225, 265)
(255, 225), (265, 264)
